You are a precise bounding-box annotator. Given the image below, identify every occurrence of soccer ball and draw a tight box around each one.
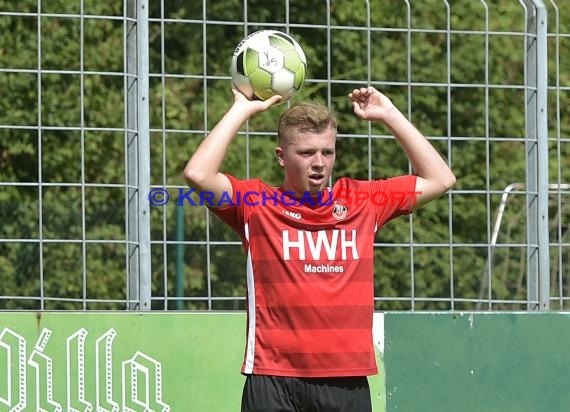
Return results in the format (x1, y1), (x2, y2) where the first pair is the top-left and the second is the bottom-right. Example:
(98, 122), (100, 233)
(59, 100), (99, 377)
(230, 30), (307, 104)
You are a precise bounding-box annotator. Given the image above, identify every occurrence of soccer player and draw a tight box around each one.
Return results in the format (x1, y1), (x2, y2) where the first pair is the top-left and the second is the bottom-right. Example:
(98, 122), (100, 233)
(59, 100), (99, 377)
(184, 86), (456, 411)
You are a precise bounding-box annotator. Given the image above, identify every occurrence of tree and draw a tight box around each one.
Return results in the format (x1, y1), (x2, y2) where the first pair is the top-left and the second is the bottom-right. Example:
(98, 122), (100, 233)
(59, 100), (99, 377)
(1, 0), (567, 310)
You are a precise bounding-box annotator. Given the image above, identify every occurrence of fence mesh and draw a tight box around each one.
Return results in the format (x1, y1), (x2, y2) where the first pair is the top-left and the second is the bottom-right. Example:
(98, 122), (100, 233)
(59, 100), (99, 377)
(0, 0), (568, 311)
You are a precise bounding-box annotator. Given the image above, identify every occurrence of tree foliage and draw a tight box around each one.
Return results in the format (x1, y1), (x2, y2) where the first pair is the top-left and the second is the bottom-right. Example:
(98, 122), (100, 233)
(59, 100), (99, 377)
(0, 0), (568, 310)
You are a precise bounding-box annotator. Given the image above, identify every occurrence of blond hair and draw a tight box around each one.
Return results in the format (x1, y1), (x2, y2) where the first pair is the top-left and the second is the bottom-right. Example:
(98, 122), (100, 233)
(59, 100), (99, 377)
(277, 102), (337, 147)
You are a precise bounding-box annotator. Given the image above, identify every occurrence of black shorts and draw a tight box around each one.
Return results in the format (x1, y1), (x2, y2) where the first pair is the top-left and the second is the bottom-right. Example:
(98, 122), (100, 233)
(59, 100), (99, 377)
(241, 374), (372, 412)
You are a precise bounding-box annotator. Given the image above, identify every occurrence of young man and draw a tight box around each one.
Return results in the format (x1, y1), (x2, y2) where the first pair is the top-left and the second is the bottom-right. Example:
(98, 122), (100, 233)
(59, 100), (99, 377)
(184, 86), (455, 411)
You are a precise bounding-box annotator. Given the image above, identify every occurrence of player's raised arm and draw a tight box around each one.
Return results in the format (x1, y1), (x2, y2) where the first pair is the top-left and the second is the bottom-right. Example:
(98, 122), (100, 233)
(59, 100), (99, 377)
(184, 89), (282, 206)
(349, 86), (456, 209)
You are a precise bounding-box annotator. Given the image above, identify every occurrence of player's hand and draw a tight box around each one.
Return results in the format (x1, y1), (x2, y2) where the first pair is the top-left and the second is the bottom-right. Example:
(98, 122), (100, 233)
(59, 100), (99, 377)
(231, 88), (282, 116)
(349, 86), (396, 122)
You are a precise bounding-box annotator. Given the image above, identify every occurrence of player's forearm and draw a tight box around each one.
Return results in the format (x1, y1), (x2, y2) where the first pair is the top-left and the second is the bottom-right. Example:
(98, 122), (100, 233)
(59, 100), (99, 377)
(382, 109), (456, 190)
(184, 104), (248, 189)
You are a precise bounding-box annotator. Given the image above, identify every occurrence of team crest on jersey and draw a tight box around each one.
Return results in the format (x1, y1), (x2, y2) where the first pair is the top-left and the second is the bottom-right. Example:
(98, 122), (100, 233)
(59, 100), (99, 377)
(332, 200), (348, 221)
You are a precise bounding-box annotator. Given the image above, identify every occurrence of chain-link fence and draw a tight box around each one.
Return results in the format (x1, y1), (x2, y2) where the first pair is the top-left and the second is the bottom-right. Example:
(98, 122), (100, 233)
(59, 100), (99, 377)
(0, 0), (568, 311)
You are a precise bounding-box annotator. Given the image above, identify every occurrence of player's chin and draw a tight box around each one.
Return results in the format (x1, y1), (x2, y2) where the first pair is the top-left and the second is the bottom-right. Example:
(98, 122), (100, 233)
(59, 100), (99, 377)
(307, 181), (325, 195)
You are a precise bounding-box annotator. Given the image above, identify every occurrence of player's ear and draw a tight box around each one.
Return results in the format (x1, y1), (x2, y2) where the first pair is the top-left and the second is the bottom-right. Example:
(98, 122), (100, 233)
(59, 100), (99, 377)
(275, 147), (285, 167)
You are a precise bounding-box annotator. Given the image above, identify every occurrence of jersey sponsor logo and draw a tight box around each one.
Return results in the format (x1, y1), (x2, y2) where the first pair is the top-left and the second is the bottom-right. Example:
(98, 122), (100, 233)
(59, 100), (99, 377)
(303, 263), (345, 273)
(282, 229), (359, 261)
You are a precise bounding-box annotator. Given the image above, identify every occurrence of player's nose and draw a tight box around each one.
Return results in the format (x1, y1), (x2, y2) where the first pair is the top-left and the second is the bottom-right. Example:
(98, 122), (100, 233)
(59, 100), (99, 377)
(312, 153), (325, 167)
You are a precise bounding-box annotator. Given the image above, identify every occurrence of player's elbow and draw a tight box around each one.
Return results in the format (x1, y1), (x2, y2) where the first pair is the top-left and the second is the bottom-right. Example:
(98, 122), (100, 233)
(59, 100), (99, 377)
(184, 163), (206, 189)
(430, 170), (456, 197)
(442, 170), (456, 192)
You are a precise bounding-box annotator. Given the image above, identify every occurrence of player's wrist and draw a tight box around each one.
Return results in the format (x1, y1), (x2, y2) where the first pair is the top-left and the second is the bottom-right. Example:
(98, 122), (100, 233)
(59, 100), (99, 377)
(377, 105), (403, 126)
(227, 101), (256, 121)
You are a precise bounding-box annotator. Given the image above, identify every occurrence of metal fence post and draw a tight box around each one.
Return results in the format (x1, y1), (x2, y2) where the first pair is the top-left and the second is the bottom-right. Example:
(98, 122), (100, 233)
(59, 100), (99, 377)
(523, 0), (550, 310)
(126, 0), (152, 310)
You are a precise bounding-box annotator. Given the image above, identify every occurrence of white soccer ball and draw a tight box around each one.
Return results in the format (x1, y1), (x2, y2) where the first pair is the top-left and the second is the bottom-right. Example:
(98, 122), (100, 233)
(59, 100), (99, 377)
(230, 30), (307, 104)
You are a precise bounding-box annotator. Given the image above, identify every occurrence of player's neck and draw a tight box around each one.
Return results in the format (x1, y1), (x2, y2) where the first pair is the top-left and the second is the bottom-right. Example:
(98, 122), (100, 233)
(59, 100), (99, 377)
(278, 184), (324, 200)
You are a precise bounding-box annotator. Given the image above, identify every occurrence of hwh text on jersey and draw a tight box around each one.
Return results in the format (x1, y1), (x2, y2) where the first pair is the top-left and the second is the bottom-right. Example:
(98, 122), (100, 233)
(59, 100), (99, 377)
(282, 229), (359, 260)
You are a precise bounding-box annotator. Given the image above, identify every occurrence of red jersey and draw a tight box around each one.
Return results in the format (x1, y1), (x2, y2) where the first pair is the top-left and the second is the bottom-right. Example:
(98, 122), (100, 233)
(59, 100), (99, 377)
(211, 174), (417, 377)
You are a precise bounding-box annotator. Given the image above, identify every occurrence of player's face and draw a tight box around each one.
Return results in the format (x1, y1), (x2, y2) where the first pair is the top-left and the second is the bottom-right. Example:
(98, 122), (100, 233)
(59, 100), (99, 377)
(276, 126), (336, 197)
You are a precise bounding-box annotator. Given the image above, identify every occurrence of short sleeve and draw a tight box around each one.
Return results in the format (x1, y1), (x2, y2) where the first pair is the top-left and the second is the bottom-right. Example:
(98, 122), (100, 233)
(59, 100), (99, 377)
(208, 174), (260, 238)
(369, 175), (418, 227)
